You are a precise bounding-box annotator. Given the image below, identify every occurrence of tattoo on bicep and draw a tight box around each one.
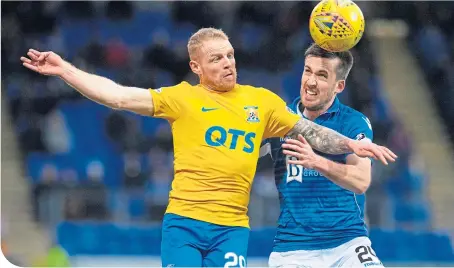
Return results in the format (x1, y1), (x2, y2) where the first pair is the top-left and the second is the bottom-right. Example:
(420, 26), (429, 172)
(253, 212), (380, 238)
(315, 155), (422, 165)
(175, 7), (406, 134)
(286, 118), (352, 154)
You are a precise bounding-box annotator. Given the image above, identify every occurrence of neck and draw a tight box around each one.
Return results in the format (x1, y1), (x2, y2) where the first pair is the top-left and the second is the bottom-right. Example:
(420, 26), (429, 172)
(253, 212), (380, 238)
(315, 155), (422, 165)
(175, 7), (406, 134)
(200, 82), (232, 93)
(302, 98), (336, 121)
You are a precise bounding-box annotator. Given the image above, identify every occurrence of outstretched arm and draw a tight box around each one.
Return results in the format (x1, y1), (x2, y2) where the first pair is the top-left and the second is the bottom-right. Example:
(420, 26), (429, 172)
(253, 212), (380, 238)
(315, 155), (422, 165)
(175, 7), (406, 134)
(21, 49), (154, 116)
(61, 62), (153, 115)
(286, 118), (351, 155)
(286, 118), (397, 164)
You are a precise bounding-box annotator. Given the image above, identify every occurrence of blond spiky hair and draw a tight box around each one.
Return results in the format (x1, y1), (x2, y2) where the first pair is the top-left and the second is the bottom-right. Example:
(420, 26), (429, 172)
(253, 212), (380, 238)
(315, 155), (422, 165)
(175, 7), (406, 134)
(187, 28), (229, 60)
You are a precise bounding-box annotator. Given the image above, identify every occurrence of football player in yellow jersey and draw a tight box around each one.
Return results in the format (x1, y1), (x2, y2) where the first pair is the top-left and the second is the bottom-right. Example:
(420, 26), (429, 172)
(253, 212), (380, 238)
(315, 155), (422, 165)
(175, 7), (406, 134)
(22, 28), (396, 267)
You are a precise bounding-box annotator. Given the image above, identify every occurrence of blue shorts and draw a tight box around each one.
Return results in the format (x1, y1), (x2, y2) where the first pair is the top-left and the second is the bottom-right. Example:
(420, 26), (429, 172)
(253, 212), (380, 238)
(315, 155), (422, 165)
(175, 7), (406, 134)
(161, 213), (250, 267)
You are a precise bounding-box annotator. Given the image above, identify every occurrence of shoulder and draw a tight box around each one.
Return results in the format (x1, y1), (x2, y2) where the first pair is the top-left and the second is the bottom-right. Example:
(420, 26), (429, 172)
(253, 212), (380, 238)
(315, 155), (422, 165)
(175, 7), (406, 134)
(337, 104), (373, 139)
(288, 97), (301, 114)
(153, 81), (195, 95)
(339, 104), (371, 128)
(167, 81), (194, 90)
(238, 84), (278, 98)
(237, 84), (287, 109)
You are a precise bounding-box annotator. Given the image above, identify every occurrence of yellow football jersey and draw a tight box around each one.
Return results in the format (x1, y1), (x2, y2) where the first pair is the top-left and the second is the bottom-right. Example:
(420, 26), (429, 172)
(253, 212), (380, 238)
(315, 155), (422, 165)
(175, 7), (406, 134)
(149, 82), (300, 228)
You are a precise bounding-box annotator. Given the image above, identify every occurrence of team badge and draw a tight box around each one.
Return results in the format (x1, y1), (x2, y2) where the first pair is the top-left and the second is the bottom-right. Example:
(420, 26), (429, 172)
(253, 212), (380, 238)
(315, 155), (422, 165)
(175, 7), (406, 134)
(355, 133), (371, 143)
(244, 106), (260, 123)
(355, 133), (366, 141)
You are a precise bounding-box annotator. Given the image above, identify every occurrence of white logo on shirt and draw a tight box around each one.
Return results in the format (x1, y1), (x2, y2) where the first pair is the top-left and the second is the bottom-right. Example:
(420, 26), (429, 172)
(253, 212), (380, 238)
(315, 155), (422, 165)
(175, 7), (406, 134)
(363, 116), (372, 130)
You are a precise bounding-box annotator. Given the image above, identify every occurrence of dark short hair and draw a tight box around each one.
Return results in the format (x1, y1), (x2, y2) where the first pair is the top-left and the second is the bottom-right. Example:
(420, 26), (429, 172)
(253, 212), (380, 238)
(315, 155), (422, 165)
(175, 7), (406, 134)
(304, 43), (354, 80)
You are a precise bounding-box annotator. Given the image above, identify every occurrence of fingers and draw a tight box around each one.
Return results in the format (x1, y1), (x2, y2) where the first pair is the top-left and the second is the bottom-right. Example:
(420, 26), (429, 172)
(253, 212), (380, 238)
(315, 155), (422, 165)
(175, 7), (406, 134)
(26, 49), (49, 61)
(22, 62), (39, 72)
(283, 149), (303, 158)
(287, 159), (307, 166)
(282, 143), (310, 153)
(284, 138), (308, 149)
(380, 147), (396, 162)
(369, 145), (388, 165)
(362, 151), (377, 160)
(297, 134), (309, 144)
(37, 51), (49, 61)
(283, 150), (310, 166)
(29, 49), (42, 57)
(382, 146), (398, 159)
(27, 51), (40, 61)
(20, 56), (32, 64)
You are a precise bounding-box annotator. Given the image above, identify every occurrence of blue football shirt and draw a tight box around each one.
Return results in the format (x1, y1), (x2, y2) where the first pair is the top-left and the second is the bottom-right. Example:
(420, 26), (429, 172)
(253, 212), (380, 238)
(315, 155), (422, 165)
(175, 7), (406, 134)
(260, 96), (373, 251)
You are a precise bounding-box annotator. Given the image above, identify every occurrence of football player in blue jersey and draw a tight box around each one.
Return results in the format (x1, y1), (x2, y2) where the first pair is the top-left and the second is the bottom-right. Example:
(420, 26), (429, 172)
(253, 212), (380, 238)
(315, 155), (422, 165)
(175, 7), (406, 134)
(261, 44), (385, 267)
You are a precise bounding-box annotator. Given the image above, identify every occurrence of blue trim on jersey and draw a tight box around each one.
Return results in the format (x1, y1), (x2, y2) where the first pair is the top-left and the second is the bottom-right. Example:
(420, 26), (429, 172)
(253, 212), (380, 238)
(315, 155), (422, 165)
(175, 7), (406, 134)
(268, 97), (372, 251)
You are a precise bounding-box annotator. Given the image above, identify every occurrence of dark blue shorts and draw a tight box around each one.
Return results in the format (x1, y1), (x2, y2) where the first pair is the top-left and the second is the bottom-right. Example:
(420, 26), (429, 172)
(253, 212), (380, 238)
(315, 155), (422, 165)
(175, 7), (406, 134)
(161, 213), (249, 267)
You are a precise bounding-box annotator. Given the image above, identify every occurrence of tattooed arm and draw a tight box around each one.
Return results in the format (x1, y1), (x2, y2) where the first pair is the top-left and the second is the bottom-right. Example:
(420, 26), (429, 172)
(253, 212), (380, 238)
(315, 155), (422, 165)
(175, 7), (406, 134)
(286, 118), (352, 155)
(285, 118), (397, 164)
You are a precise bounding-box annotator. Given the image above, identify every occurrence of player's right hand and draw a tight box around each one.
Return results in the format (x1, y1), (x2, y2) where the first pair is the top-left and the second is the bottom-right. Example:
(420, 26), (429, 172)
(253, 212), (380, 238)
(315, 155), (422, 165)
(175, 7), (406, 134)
(20, 49), (66, 77)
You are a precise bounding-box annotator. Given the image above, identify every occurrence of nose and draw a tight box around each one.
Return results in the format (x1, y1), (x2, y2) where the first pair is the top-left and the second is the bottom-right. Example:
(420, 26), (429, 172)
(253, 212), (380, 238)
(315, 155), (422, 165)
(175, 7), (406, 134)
(223, 56), (233, 68)
(306, 74), (317, 87)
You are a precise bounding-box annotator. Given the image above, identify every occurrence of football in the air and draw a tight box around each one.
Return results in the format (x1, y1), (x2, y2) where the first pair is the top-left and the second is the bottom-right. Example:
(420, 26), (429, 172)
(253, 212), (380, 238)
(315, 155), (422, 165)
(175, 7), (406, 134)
(309, 0), (365, 52)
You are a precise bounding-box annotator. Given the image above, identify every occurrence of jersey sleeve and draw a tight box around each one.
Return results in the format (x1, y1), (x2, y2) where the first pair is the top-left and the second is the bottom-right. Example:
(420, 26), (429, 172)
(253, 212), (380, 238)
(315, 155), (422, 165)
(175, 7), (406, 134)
(263, 91), (300, 139)
(149, 82), (186, 121)
(259, 139), (272, 159)
(257, 139), (274, 171)
(344, 114), (374, 143)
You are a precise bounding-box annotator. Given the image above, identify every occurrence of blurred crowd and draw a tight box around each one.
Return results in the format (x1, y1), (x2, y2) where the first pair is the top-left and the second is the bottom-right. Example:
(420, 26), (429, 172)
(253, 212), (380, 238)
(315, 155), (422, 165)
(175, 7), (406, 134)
(379, 2), (454, 147)
(1, 2), (436, 230)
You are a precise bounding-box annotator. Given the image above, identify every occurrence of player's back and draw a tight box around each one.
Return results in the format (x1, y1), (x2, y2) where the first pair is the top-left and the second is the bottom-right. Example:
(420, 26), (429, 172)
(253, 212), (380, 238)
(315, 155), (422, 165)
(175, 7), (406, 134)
(149, 82), (299, 228)
(263, 97), (373, 251)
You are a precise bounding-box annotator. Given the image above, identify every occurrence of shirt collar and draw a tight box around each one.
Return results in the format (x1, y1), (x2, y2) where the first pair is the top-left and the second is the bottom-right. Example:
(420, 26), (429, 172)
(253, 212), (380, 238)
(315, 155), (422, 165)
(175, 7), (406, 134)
(293, 97), (341, 117)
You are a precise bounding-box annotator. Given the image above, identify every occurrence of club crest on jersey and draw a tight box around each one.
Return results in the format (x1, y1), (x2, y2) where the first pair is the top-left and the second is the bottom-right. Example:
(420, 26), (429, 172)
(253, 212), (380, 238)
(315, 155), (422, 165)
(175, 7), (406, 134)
(244, 106), (260, 123)
(356, 133), (366, 141)
(355, 133), (371, 143)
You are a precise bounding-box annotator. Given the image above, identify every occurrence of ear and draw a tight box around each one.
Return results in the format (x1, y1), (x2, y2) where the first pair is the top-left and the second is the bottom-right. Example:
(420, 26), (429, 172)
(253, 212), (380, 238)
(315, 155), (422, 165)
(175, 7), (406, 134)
(335, 79), (346, 94)
(189, 60), (201, 76)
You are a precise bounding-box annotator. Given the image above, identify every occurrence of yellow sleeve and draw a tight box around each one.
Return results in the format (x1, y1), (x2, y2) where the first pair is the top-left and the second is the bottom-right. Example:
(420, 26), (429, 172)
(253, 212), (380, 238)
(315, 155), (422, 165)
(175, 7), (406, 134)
(149, 82), (187, 121)
(263, 91), (300, 139)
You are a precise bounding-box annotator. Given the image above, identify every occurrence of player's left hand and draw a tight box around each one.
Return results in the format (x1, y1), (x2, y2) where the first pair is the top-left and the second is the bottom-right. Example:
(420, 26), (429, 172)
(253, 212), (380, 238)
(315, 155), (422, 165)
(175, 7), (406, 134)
(348, 139), (397, 165)
(282, 134), (320, 169)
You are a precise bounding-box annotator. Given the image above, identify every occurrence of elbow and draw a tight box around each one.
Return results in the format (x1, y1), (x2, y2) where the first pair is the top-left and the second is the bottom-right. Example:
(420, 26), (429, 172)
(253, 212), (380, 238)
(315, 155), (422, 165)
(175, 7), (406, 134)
(111, 94), (128, 110)
(352, 177), (371, 195)
(108, 85), (128, 110)
(113, 98), (125, 110)
(352, 185), (368, 195)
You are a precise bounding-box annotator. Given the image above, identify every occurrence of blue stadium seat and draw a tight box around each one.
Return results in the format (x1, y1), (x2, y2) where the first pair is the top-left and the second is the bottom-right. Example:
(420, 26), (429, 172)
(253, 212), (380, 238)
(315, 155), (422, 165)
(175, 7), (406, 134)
(238, 23), (267, 52)
(6, 81), (21, 100)
(141, 117), (166, 137)
(56, 223), (454, 263)
(60, 21), (94, 59)
(427, 233), (454, 262)
(26, 152), (77, 183)
(135, 11), (172, 31)
(248, 227), (275, 257)
(370, 229), (399, 261)
(128, 193), (147, 219)
(169, 22), (197, 50)
(96, 11), (172, 47)
(153, 69), (176, 88)
(281, 70), (302, 101)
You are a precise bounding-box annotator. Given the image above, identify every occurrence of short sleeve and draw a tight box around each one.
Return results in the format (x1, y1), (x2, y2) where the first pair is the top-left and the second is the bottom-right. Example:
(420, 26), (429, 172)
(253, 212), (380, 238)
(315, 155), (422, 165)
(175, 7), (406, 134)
(344, 114), (374, 143)
(149, 82), (187, 121)
(263, 91), (300, 139)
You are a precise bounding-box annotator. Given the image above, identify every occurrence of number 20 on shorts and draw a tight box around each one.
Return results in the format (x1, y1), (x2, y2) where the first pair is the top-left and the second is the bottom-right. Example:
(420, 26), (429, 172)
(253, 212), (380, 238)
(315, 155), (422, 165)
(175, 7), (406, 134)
(224, 252), (246, 268)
